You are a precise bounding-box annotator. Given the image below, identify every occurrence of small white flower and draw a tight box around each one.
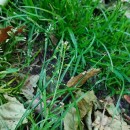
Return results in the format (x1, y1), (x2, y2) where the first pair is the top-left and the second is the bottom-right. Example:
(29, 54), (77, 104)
(62, 41), (69, 50)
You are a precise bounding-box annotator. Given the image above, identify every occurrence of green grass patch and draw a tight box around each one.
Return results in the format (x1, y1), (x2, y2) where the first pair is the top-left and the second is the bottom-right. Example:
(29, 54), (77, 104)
(0, 0), (130, 129)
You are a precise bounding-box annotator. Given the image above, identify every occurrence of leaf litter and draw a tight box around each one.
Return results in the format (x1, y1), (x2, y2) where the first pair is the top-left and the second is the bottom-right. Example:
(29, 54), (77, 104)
(1, 65), (130, 130)
(64, 91), (130, 130)
(124, 95), (130, 104)
(64, 68), (130, 130)
(21, 75), (39, 100)
(67, 68), (100, 87)
(0, 26), (25, 43)
(0, 74), (40, 130)
(0, 95), (27, 130)
(16, 68), (130, 130)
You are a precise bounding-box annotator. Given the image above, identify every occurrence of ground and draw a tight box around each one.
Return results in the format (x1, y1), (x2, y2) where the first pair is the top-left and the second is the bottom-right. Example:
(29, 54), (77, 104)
(0, 0), (130, 130)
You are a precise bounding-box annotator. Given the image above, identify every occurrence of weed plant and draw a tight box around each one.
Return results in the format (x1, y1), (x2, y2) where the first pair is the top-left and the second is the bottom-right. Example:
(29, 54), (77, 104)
(0, 0), (130, 129)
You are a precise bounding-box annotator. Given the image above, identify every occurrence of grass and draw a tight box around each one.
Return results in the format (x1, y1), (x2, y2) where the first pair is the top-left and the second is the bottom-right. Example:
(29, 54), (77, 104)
(0, 0), (130, 129)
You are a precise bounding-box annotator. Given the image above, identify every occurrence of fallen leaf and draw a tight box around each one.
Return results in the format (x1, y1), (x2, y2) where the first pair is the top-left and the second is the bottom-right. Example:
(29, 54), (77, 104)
(21, 75), (39, 100)
(64, 107), (79, 130)
(101, 97), (120, 117)
(76, 90), (100, 130)
(64, 81), (129, 130)
(92, 96), (130, 130)
(124, 95), (130, 104)
(76, 90), (97, 118)
(67, 68), (100, 87)
(0, 95), (27, 130)
(64, 91), (98, 130)
(92, 110), (130, 130)
(0, 26), (25, 43)
(0, 26), (12, 43)
(50, 34), (58, 45)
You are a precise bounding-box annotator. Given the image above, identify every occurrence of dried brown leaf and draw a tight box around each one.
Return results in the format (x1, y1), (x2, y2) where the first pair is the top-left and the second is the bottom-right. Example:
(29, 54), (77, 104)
(124, 95), (130, 104)
(0, 26), (12, 43)
(64, 107), (79, 130)
(64, 91), (97, 130)
(76, 91), (98, 130)
(0, 95), (27, 130)
(21, 75), (39, 100)
(101, 97), (119, 117)
(64, 89), (130, 130)
(76, 91), (97, 118)
(67, 68), (100, 87)
(92, 111), (130, 130)
(0, 26), (25, 43)
(50, 34), (58, 45)
(92, 96), (130, 130)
